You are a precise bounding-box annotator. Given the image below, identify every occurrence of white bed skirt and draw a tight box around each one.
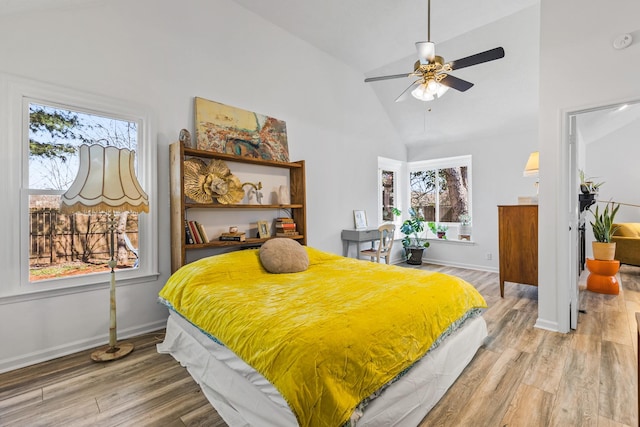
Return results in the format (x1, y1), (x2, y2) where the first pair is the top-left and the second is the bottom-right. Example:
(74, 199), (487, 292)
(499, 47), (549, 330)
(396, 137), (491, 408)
(157, 312), (487, 427)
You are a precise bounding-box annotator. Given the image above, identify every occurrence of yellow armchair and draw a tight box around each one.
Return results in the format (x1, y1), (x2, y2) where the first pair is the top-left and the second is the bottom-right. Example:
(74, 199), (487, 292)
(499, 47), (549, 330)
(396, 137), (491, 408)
(612, 223), (640, 266)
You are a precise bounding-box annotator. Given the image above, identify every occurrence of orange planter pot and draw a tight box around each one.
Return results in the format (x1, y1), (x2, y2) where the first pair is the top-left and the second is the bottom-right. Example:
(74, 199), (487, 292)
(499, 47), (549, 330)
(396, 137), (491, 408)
(585, 258), (620, 295)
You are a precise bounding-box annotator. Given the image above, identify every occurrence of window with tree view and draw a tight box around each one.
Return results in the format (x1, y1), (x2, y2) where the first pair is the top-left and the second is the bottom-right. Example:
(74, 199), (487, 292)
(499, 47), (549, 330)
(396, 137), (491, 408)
(409, 156), (471, 227)
(28, 102), (140, 283)
(381, 170), (396, 222)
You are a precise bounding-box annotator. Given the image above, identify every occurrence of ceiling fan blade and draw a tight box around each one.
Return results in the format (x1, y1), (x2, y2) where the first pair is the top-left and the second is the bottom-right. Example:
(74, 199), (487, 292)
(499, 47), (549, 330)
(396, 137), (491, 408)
(415, 41), (435, 64)
(364, 73), (411, 83)
(440, 74), (474, 92)
(449, 47), (505, 71)
(395, 80), (421, 103)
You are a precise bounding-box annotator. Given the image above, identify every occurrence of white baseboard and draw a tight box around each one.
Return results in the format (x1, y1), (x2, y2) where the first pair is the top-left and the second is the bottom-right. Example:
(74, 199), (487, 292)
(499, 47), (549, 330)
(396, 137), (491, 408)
(0, 318), (167, 374)
(534, 318), (559, 332)
(389, 255), (497, 274)
(421, 257), (498, 273)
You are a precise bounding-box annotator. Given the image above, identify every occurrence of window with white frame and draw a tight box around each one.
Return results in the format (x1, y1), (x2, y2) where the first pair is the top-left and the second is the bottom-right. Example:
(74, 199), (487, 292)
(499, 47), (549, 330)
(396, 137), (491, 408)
(378, 157), (403, 228)
(408, 155), (472, 238)
(7, 77), (157, 294)
(28, 102), (142, 283)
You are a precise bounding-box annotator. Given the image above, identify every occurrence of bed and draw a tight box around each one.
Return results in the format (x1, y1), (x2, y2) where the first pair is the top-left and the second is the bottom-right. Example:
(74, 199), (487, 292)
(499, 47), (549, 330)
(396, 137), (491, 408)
(157, 245), (487, 426)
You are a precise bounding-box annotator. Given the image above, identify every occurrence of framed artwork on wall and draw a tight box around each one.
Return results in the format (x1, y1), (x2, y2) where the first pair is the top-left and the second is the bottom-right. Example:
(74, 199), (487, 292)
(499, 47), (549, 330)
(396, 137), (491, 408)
(354, 210), (368, 229)
(194, 97), (289, 162)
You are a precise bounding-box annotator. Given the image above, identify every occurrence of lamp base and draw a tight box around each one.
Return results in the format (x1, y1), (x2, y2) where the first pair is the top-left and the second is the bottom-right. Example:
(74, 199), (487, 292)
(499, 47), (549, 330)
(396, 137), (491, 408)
(90, 342), (134, 362)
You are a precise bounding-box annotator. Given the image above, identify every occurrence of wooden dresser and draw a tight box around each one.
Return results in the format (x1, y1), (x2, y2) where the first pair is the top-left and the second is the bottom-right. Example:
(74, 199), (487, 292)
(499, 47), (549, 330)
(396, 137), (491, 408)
(498, 205), (538, 297)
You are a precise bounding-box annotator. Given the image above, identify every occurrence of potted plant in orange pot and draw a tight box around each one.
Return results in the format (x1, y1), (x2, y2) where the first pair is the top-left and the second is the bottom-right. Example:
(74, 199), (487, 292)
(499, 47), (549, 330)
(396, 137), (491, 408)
(590, 202), (620, 261)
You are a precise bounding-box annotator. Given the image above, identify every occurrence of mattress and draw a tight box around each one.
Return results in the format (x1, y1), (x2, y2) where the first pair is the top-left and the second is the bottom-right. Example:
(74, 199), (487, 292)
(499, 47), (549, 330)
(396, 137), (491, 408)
(158, 311), (487, 427)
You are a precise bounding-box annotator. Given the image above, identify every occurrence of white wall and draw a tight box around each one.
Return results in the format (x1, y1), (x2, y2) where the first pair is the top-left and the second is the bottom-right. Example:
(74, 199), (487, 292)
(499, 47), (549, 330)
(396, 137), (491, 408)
(538, 0), (640, 331)
(585, 118), (640, 223)
(581, 114), (640, 258)
(408, 125), (538, 271)
(407, 5), (540, 272)
(0, 0), (404, 371)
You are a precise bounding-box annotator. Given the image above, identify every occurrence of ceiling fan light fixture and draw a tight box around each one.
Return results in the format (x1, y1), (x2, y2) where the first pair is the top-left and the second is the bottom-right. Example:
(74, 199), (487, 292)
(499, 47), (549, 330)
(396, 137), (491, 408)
(363, 0), (505, 102)
(411, 78), (448, 101)
(436, 82), (449, 97)
(411, 83), (434, 101)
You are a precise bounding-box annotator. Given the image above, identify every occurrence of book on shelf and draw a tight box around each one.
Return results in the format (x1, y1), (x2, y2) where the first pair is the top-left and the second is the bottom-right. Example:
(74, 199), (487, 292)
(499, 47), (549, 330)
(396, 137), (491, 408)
(276, 231), (300, 237)
(184, 220), (195, 244)
(219, 232), (246, 242)
(188, 221), (202, 244)
(276, 222), (297, 230)
(275, 218), (297, 233)
(276, 229), (298, 234)
(275, 217), (295, 223)
(195, 221), (209, 243)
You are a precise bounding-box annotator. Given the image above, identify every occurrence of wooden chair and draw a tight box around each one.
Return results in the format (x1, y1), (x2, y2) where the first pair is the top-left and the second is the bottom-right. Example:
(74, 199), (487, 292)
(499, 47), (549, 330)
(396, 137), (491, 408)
(360, 224), (395, 264)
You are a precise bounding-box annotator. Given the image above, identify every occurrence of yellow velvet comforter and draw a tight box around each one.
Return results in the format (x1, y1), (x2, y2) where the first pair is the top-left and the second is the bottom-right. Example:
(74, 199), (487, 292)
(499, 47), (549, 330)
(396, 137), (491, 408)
(159, 247), (487, 427)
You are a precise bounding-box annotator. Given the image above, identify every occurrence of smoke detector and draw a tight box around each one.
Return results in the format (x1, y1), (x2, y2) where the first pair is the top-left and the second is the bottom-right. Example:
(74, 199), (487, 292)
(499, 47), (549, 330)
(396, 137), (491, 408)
(613, 33), (633, 50)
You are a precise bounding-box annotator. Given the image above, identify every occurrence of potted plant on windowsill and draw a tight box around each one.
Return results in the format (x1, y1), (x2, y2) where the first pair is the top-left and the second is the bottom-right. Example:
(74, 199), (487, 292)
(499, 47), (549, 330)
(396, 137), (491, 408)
(458, 213), (472, 240)
(428, 221), (448, 239)
(393, 207), (430, 265)
(590, 202), (620, 261)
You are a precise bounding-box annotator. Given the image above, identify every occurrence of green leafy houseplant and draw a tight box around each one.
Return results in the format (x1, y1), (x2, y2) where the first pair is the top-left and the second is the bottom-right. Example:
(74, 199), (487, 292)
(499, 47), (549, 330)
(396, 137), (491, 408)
(579, 169), (604, 194)
(393, 207), (430, 249)
(590, 202), (620, 261)
(392, 207), (430, 265)
(458, 213), (472, 240)
(459, 213), (472, 226)
(590, 202), (620, 243)
(428, 221), (448, 239)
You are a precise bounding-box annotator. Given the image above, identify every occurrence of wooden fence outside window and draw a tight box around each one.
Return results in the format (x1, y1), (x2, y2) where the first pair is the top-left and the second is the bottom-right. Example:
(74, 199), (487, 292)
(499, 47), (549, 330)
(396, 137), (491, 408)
(29, 208), (139, 267)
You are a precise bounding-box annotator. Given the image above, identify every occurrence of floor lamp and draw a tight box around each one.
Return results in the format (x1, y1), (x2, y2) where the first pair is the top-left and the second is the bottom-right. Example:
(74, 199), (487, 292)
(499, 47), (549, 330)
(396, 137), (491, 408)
(60, 144), (149, 362)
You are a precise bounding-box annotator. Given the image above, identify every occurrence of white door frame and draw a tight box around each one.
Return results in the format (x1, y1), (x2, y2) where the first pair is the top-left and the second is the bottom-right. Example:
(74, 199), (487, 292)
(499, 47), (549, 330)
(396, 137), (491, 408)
(563, 98), (640, 331)
(567, 113), (579, 330)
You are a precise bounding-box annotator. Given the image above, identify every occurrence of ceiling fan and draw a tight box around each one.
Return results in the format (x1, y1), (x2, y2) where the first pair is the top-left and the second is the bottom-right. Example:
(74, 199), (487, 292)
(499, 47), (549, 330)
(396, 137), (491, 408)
(364, 0), (505, 102)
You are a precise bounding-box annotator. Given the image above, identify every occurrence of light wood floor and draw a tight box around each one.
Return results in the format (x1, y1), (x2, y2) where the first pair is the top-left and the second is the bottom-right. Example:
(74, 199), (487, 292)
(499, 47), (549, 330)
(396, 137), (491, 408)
(420, 264), (638, 427)
(0, 264), (638, 426)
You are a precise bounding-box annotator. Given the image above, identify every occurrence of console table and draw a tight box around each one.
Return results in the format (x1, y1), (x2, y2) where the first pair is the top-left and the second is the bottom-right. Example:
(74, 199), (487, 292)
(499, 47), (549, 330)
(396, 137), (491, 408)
(341, 228), (381, 259)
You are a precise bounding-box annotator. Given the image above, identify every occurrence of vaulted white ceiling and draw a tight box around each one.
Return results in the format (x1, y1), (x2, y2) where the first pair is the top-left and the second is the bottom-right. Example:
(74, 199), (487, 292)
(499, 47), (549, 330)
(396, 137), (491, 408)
(231, 0), (538, 73)
(1, 0), (543, 148)
(0, 0), (100, 15)
(231, 0), (541, 147)
(577, 102), (640, 146)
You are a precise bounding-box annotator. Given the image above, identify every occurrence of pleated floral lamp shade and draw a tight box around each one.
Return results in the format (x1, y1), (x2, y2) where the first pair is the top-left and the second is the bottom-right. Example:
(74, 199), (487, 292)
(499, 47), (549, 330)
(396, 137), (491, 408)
(61, 144), (149, 214)
(60, 144), (148, 362)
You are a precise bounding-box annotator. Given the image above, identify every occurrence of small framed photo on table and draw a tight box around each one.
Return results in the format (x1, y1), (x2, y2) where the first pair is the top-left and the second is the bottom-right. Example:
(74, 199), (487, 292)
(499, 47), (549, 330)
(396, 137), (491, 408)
(353, 210), (368, 229)
(257, 220), (271, 238)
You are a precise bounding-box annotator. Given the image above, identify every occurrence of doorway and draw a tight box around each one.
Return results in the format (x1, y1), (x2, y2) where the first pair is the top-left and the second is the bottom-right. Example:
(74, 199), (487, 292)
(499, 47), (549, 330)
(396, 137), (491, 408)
(567, 99), (640, 329)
